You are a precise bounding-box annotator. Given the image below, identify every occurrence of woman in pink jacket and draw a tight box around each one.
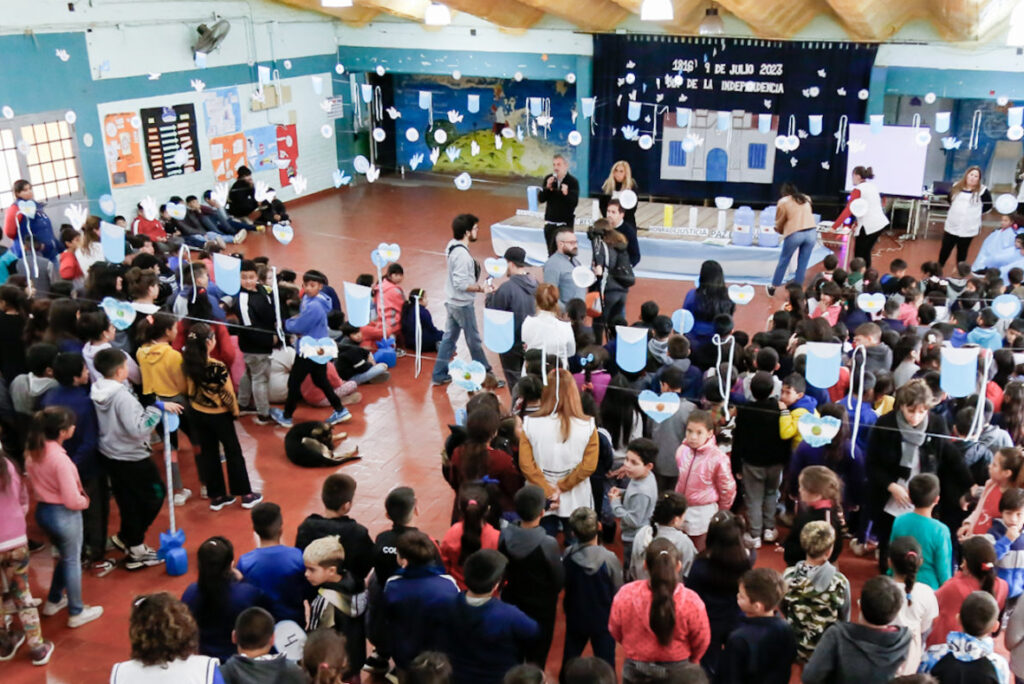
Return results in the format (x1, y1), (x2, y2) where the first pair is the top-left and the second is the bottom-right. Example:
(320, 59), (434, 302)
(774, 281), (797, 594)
(609, 538), (711, 683)
(674, 410), (737, 550)
(0, 448), (52, 664)
(26, 407), (103, 629)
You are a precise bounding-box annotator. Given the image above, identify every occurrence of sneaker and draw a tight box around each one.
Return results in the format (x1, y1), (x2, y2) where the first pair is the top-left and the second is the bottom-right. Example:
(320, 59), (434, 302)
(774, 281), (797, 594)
(431, 377), (452, 387)
(42, 596), (68, 616)
(29, 641), (54, 666)
(0, 631), (25, 661)
(850, 539), (877, 557)
(495, 379), (506, 389)
(368, 370), (391, 384)
(91, 560), (116, 577)
(326, 408), (352, 425)
(341, 392), (362, 406)
(234, 229), (248, 244)
(763, 528), (778, 543)
(269, 408), (293, 428)
(237, 405), (259, 416)
(108, 534), (129, 555)
(767, 285), (776, 296)
(240, 493), (263, 509)
(28, 539), (45, 554)
(742, 533), (762, 549)
(363, 652), (390, 674)
(125, 545), (163, 571)
(395, 348), (407, 358)
(173, 488), (192, 506)
(253, 414), (273, 425)
(200, 485), (209, 499)
(209, 496), (237, 511)
(67, 605), (103, 628)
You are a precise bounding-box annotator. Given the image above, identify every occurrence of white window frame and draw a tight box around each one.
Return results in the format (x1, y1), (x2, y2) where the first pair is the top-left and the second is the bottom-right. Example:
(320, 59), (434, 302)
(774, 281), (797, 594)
(0, 110), (85, 207)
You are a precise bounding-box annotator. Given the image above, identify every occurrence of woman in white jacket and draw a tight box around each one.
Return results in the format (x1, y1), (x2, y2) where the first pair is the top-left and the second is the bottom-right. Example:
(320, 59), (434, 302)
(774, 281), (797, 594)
(832, 166), (889, 268)
(519, 369), (598, 535)
(940, 165), (993, 268)
(520, 282), (576, 364)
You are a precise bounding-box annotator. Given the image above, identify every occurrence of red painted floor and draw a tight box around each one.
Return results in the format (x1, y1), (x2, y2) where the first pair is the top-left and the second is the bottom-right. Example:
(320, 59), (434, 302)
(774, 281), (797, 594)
(3, 178), (997, 683)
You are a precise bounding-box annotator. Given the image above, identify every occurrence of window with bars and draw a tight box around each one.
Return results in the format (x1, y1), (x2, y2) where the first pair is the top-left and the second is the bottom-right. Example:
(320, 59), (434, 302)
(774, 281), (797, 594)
(0, 113), (84, 208)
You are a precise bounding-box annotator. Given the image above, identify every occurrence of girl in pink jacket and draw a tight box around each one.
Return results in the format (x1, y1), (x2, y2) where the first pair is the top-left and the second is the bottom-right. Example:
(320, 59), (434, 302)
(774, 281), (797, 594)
(674, 410), (736, 551)
(25, 406), (103, 630)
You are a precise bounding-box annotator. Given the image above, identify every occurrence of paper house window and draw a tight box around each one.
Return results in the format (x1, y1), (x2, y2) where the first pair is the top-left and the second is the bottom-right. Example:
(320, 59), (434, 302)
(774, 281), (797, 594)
(20, 120), (81, 202)
(747, 143), (767, 170)
(667, 141), (687, 167)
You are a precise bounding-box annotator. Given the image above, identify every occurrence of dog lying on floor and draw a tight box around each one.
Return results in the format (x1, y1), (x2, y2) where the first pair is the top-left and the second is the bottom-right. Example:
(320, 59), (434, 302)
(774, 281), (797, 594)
(284, 421), (360, 467)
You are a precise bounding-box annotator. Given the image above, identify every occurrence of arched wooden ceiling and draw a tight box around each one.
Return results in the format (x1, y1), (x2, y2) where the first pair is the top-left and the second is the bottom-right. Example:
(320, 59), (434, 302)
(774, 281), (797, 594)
(275, 0), (1015, 41)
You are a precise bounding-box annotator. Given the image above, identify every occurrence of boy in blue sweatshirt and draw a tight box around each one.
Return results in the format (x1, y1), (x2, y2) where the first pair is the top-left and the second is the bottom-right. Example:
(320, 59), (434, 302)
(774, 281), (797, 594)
(270, 269), (349, 428)
(968, 307), (1004, 351)
(987, 487), (1024, 600)
(719, 567), (797, 684)
(237, 502), (306, 624)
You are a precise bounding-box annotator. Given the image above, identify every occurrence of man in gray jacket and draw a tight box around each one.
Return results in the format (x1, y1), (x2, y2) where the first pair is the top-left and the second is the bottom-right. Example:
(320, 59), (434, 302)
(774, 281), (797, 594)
(431, 214), (497, 385)
(543, 226), (585, 308)
(486, 246), (537, 389)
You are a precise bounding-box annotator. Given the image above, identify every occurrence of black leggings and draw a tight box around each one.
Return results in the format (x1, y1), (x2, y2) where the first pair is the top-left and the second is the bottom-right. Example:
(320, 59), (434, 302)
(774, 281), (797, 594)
(853, 229), (882, 268)
(284, 355), (342, 418)
(189, 409), (252, 499)
(939, 232), (974, 268)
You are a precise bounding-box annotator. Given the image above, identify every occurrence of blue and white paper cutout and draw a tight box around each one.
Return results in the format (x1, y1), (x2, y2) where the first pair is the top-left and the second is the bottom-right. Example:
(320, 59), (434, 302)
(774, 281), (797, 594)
(940, 347), (979, 398)
(343, 281), (372, 327)
(638, 390), (681, 424)
(993, 294), (1022, 320)
(805, 342), (842, 388)
(213, 253), (240, 296)
(299, 336), (338, 364)
(101, 297), (136, 331)
(449, 359), (486, 391)
(671, 308), (694, 334)
(100, 221), (125, 263)
(483, 309), (514, 353)
(615, 325), (647, 373)
(797, 414), (842, 448)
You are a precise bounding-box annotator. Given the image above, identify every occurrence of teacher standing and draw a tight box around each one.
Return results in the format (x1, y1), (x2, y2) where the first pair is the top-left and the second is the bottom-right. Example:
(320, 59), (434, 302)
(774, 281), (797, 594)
(832, 166), (889, 268)
(539, 154), (579, 256)
(939, 166), (992, 268)
(768, 183), (818, 294)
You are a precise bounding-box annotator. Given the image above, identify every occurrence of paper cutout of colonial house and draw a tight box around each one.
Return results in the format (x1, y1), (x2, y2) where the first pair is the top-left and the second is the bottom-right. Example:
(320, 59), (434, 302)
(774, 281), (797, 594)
(659, 109), (778, 184)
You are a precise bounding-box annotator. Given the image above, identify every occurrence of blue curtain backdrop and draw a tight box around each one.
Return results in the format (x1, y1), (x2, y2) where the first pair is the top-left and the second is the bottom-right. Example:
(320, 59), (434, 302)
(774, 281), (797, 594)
(590, 36), (877, 204)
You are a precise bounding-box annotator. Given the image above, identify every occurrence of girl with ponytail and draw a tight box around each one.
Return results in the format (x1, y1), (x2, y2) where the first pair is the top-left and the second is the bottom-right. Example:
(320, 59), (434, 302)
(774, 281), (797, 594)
(889, 536), (938, 674)
(440, 484), (499, 589)
(609, 538), (711, 683)
(929, 535), (1008, 647)
(629, 491), (696, 580)
(447, 405), (522, 523)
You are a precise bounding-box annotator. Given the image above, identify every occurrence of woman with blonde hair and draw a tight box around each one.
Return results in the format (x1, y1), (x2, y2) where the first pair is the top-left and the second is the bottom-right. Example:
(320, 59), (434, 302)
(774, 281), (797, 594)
(940, 165), (993, 267)
(520, 282), (576, 364)
(519, 368), (598, 536)
(600, 160), (639, 225)
(75, 215), (105, 275)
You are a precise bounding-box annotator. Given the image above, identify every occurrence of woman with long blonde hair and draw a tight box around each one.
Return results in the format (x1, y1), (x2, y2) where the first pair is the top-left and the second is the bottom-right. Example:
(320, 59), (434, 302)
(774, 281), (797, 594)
(940, 165), (992, 267)
(600, 160), (639, 224)
(519, 368), (598, 535)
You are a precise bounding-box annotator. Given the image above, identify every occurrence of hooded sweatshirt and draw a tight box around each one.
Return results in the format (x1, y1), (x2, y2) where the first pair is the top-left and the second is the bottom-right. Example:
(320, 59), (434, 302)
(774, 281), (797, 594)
(498, 524), (564, 615)
(863, 343), (893, 375)
(137, 342), (187, 398)
(779, 393), (819, 447)
(218, 653), (306, 684)
(781, 560), (851, 661)
(802, 621), (911, 684)
(83, 341), (141, 385)
(920, 631), (1012, 684)
(10, 373), (57, 415)
(562, 542), (622, 630)
(284, 291), (332, 347)
(90, 378), (162, 461)
(0, 459), (29, 552)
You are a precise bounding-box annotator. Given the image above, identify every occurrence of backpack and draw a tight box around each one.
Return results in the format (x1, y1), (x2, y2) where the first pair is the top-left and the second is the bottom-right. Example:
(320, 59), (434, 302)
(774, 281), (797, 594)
(447, 243), (481, 281)
(610, 249), (635, 287)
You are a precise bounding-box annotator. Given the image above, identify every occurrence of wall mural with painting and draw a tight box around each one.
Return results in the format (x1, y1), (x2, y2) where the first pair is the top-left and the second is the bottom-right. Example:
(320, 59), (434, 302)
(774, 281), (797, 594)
(392, 74), (576, 178)
(939, 97), (1024, 185)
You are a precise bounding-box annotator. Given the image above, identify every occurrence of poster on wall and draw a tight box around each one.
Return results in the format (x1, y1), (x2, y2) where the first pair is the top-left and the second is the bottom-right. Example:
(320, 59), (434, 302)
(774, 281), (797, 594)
(245, 125), (278, 172)
(140, 104), (201, 180)
(210, 131), (247, 182)
(393, 74), (576, 178)
(276, 123), (298, 187)
(102, 112), (145, 187)
(202, 87), (242, 138)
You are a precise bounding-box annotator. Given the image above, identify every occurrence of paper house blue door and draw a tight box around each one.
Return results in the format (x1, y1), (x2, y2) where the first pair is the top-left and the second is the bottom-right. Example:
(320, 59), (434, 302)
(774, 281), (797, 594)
(706, 148), (728, 181)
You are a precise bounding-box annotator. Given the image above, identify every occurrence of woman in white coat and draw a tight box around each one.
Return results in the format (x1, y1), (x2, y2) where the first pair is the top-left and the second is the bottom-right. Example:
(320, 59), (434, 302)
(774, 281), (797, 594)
(939, 165), (993, 268)
(520, 282), (576, 364)
(518, 369), (598, 536)
(832, 166), (889, 268)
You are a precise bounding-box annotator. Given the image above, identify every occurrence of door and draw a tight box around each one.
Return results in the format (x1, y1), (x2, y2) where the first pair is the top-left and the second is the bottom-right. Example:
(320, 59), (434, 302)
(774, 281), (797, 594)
(706, 148), (728, 182)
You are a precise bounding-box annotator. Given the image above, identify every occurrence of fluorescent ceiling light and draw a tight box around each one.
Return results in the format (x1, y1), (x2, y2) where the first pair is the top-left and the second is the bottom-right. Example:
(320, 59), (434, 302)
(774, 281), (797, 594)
(424, 3), (451, 25)
(321, 0), (353, 8)
(699, 5), (725, 35)
(640, 0), (673, 22)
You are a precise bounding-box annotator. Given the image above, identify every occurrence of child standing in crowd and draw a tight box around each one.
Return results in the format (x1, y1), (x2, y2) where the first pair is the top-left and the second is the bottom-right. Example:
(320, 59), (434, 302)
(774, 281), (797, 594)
(889, 473), (952, 590)
(304, 535), (366, 681)
(987, 487), (1024, 602)
(674, 410), (736, 551)
(784, 466), (843, 566)
(181, 322), (261, 511)
(234, 259), (277, 425)
(889, 536), (939, 675)
(929, 536), (1008, 647)
(26, 406), (103, 628)
(719, 568), (796, 684)
(629, 491), (696, 580)
(609, 438), (659, 567)
(236, 502), (305, 625)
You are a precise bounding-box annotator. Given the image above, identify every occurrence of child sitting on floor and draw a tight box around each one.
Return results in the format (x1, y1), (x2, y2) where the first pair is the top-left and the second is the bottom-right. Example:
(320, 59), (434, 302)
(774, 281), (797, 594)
(400, 288), (444, 353)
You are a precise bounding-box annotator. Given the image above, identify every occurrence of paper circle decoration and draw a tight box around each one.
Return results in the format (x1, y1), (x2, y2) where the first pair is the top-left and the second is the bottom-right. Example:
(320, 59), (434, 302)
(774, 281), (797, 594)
(619, 190), (638, 210)
(638, 134), (653, 150)
(454, 173), (472, 191)
(353, 155), (370, 174)
(1010, 126), (1024, 142)
(1, 106), (12, 119)
(452, 70), (461, 80)
(682, 138), (696, 152)
(566, 72), (576, 84)
(786, 134), (800, 150)
(82, 133), (93, 147)
(924, 92), (936, 104)
(998, 96), (1010, 106)
(406, 127), (419, 142)
(65, 110), (77, 124)
(567, 131), (582, 146)
(993, 293), (1023, 319)
(375, 65), (385, 76)
(372, 127), (386, 142)
(433, 129), (447, 144)
(514, 71), (523, 82)
(915, 130), (932, 146)
(335, 64), (345, 74)
(850, 198), (869, 218)
(130, 115), (141, 129)
(500, 127), (514, 138)
(320, 124), (333, 138)
(571, 266), (596, 288)
(995, 193), (1019, 215)
(714, 196), (734, 210)
(625, 73), (636, 84)
(283, 59), (292, 70)
(858, 89), (869, 100)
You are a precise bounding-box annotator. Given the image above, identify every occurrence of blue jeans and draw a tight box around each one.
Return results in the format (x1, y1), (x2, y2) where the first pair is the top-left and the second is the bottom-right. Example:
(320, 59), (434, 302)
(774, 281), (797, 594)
(771, 227), (817, 287)
(431, 302), (491, 382)
(350, 362), (389, 385)
(35, 503), (84, 615)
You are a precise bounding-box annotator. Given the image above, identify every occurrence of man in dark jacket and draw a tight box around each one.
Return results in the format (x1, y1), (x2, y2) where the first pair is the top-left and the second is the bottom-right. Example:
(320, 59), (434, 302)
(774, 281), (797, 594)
(606, 199), (640, 267)
(228, 165), (260, 221)
(234, 260), (277, 423)
(538, 154), (579, 255)
(485, 246), (536, 389)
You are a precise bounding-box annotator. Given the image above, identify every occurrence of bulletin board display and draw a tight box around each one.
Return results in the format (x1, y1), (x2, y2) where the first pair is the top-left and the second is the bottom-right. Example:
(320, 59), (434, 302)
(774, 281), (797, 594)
(210, 131), (247, 182)
(102, 112), (145, 188)
(245, 125), (278, 173)
(202, 87), (242, 138)
(277, 123), (298, 187)
(140, 104), (201, 180)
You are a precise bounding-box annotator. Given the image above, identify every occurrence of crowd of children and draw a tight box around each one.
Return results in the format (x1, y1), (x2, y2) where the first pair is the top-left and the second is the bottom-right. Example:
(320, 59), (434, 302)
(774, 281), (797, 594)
(9, 183), (1024, 684)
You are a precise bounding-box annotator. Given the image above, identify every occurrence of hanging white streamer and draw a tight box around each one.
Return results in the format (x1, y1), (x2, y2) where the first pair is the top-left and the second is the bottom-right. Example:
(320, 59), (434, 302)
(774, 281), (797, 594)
(270, 265), (285, 342)
(413, 292), (422, 378)
(969, 109), (983, 150)
(968, 352), (993, 441)
(846, 345), (867, 459)
(177, 244), (197, 303)
(713, 334), (736, 414)
(835, 115), (848, 153)
(17, 212), (39, 280)
(375, 266), (389, 342)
